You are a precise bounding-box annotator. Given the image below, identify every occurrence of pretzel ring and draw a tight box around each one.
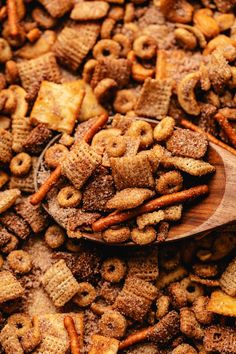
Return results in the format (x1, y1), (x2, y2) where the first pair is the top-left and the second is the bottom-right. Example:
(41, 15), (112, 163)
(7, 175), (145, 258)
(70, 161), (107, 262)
(102, 226), (131, 243)
(127, 120), (153, 148)
(73, 282), (96, 307)
(7, 313), (31, 337)
(10, 152), (32, 177)
(156, 171), (183, 195)
(44, 225), (65, 249)
(101, 257), (127, 283)
(153, 117), (175, 142)
(131, 226), (156, 245)
(94, 78), (117, 102)
(82, 59), (98, 83)
(106, 136), (126, 157)
(7, 250), (32, 274)
(57, 186), (82, 208)
(99, 310), (127, 339)
(113, 34), (131, 57)
(133, 35), (157, 60)
(44, 144), (68, 169)
(93, 39), (121, 60)
(113, 89), (136, 114)
(180, 277), (204, 303)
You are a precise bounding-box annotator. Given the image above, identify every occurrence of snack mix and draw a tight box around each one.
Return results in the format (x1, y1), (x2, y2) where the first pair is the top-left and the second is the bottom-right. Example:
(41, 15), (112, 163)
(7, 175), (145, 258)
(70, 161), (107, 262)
(0, 0), (235, 353)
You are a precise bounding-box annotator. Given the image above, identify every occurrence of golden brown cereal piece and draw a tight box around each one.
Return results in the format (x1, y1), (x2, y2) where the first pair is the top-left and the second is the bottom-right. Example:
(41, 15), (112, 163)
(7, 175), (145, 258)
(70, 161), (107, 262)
(0, 227), (11, 247)
(39, 0), (73, 18)
(73, 282), (96, 307)
(177, 72), (201, 116)
(7, 250), (32, 274)
(0, 211), (30, 240)
(174, 28), (197, 50)
(23, 123), (53, 155)
(153, 116), (175, 142)
(42, 260), (79, 307)
(30, 81), (85, 134)
(61, 140), (101, 190)
(136, 210), (165, 229)
(89, 334), (119, 354)
(102, 226), (131, 243)
(172, 344), (197, 354)
(94, 78), (118, 102)
(59, 133), (74, 147)
(0, 324), (24, 354)
(110, 154), (154, 190)
(156, 171), (183, 195)
(180, 307), (204, 340)
(124, 3), (135, 23)
(149, 311), (180, 346)
(0, 189), (21, 214)
(106, 188), (154, 210)
(53, 23), (100, 71)
(160, 0), (194, 24)
(35, 335), (67, 354)
(44, 144), (68, 169)
(189, 274), (220, 287)
(204, 325), (236, 353)
(192, 296), (214, 325)
(156, 295), (170, 319)
(82, 59), (98, 83)
(193, 8), (219, 39)
(5, 60), (19, 85)
(16, 197), (48, 233)
(105, 136), (126, 158)
(164, 205), (183, 221)
(131, 226), (156, 245)
(163, 156), (215, 176)
(208, 49), (232, 93)
(207, 290), (236, 317)
(12, 116), (31, 153)
(127, 250), (159, 282)
(57, 186), (82, 208)
(113, 89), (136, 114)
(44, 225), (65, 249)
(1, 234), (19, 256)
(112, 34), (131, 57)
(20, 317), (42, 353)
(0, 128), (12, 164)
(101, 257), (127, 283)
(99, 311), (127, 339)
(127, 120), (153, 148)
(0, 171), (9, 189)
(220, 257), (236, 296)
(133, 35), (157, 60)
(7, 313), (31, 337)
(0, 270), (24, 304)
(10, 152), (31, 177)
(108, 6), (124, 20)
(100, 18), (116, 39)
(92, 128), (121, 155)
(9, 156), (38, 193)
(180, 277), (204, 303)
(156, 266), (188, 289)
(168, 282), (188, 308)
(93, 39), (121, 60)
(135, 78), (173, 119)
(17, 52), (61, 101)
(71, 2), (109, 21)
(192, 263), (218, 278)
(0, 38), (12, 63)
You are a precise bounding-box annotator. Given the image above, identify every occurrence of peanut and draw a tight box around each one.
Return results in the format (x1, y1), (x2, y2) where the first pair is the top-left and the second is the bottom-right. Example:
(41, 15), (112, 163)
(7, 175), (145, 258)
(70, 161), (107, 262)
(193, 9), (219, 38)
(174, 28), (197, 50)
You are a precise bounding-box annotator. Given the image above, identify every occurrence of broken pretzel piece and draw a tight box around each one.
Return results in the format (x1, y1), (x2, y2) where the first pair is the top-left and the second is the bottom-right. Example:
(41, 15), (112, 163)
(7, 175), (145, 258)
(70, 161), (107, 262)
(214, 112), (236, 148)
(64, 316), (81, 354)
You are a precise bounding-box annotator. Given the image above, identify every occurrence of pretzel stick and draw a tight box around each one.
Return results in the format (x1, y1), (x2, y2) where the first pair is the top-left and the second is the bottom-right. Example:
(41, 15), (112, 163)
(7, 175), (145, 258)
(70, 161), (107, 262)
(214, 112), (236, 148)
(156, 50), (167, 79)
(30, 113), (109, 206)
(219, 108), (236, 121)
(180, 118), (236, 156)
(119, 327), (151, 350)
(7, 0), (19, 36)
(92, 185), (209, 232)
(64, 316), (80, 354)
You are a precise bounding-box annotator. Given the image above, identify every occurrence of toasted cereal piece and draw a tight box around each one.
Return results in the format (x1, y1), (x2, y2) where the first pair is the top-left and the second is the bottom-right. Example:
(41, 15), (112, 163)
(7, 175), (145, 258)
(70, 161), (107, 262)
(156, 221), (170, 242)
(172, 344), (197, 354)
(12, 116), (31, 153)
(214, 0), (234, 12)
(163, 156), (215, 176)
(30, 81), (85, 134)
(15, 197), (48, 233)
(39, 0), (73, 18)
(9, 157), (38, 193)
(44, 144), (68, 169)
(131, 226), (157, 245)
(180, 307), (204, 340)
(111, 114), (135, 133)
(91, 128), (121, 155)
(0, 128), (12, 163)
(45, 225), (65, 249)
(42, 260), (79, 307)
(99, 310), (127, 339)
(82, 166), (115, 212)
(89, 334), (119, 354)
(20, 317), (42, 353)
(149, 311), (180, 346)
(199, 103), (217, 135)
(0, 189), (21, 214)
(0, 271), (24, 303)
(71, 2), (109, 20)
(7, 250), (32, 274)
(35, 335), (67, 354)
(220, 257), (236, 296)
(136, 210), (165, 229)
(153, 116), (175, 142)
(0, 324), (24, 354)
(17, 53), (61, 101)
(0, 227), (11, 247)
(156, 295), (170, 319)
(0, 171), (9, 189)
(166, 129), (208, 159)
(53, 23), (100, 71)
(156, 171), (183, 195)
(208, 290), (236, 317)
(204, 325), (236, 353)
(106, 188), (154, 210)
(192, 296), (214, 325)
(101, 257), (126, 283)
(135, 78), (173, 119)
(1, 234), (19, 254)
(168, 282), (188, 309)
(126, 120), (153, 148)
(0, 212), (27, 239)
(102, 226), (131, 243)
(7, 313), (31, 337)
(68, 209), (101, 231)
(110, 154), (154, 190)
(57, 186), (82, 208)
(180, 277), (204, 303)
(61, 140), (101, 189)
(10, 153), (31, 177)
(189, 274), (220, 287)
(23, 123), (53, 155)
(192, 263), (218, 278)
(91, 58), (131, 89)
(127, 249), (159, 282)
(208, 49), (232, 93)
(156, 266), (188, 289)
(73, 282), (96, 307)
(164, 205), (183, 221)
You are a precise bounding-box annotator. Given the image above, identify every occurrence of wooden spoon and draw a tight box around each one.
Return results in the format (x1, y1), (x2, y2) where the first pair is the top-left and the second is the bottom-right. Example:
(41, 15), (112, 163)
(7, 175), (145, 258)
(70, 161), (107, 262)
(34, 121), (236, 245)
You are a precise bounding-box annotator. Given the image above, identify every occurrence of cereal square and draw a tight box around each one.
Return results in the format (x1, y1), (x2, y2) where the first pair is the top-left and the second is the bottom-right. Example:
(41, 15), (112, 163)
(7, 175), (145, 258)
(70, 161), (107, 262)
(0, 271), (24, 304)
(89, 334), (119, 354)
(39, 0), (73, 18)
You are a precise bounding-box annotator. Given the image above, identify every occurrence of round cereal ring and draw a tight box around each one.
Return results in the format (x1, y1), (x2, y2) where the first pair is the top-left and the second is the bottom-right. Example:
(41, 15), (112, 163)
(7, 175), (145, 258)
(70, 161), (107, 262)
(112, 34), (131, 57)
(94, 78), (117, 102)
(2, 235), (19, 254)
(57, 186), (82, 208)
(7, 313), (31, 337)
(101, 257), (127, 283)
(180, 277), (204, 303)
(153, 117), (175, 142)
(113, 89), (136, 114)
(7, 250), (32, 274)
(44, 144), (68, 169)
(10, 152), (32, 177)
(44, 225), (65, 249)
(133, 35), (157, 60)
(156, 171), (183, 195)
(102, 226), (131, 243)
(92, 128), (121, 155)
(0, 170), (9, 189)
(73, 282), (96, 307)
(105, 136), (126, 157)
(127, 120), (153, 148)
(131, 226), (156, 245)
(82, 59), (98, 83)
(93, 39), (121, 60)
(99, 310), (127, 338)
(101, 18), (116, 39)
